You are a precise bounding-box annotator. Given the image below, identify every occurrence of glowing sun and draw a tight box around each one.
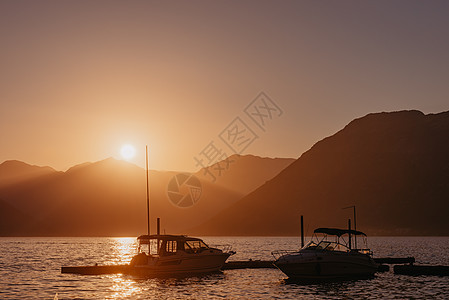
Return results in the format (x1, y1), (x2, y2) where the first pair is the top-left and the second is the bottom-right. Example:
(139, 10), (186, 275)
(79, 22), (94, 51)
(120, 144), (136, 161)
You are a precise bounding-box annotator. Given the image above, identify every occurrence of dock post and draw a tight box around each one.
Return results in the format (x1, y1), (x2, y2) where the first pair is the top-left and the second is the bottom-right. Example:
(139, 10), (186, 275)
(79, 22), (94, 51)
(300, 215), (304, 247)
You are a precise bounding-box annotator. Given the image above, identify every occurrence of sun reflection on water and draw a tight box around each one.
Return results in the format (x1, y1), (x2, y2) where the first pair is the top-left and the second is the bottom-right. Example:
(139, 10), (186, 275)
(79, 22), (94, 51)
(109, 274), (142, 299)
(107, 238), (141, 299)
(109, 238), (137, 265)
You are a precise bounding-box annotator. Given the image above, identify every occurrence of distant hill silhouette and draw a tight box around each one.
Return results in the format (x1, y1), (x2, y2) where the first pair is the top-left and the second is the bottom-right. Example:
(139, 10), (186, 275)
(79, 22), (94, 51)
(0, 160), (59, 188)
(190, 110), (449, 236)
(195, 154), (294, 194)
(0, 155), (291, 236)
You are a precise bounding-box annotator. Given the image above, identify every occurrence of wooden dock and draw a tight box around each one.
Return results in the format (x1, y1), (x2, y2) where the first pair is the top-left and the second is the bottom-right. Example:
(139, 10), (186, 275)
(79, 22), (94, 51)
(62, 258), (449, 277)
(394, 265), (449, 276)
(60, 261), (277, 275)
(222, 260), (276, 270)
(374, 257), (415, 264)
(62, 257), (411, 275)
(61, 265), (130, 275)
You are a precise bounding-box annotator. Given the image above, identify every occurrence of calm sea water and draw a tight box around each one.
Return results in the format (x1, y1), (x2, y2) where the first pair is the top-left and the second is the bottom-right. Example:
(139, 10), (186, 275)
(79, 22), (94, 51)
(0, 237), (448, 299)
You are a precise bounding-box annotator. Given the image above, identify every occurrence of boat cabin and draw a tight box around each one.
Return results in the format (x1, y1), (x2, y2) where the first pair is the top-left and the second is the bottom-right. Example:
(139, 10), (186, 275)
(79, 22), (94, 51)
(137, 234), (211, 257)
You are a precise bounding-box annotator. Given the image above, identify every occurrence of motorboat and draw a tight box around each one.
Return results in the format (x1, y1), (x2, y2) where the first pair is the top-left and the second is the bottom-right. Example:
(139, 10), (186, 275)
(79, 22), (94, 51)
(127, 148), (235, 277)
(129, 234), (234, 277)
(272, 228), (378, 281)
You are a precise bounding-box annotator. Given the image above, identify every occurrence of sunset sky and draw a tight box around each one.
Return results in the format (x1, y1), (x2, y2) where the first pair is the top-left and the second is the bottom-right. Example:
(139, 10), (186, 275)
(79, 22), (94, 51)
(1, 0), (448, 172)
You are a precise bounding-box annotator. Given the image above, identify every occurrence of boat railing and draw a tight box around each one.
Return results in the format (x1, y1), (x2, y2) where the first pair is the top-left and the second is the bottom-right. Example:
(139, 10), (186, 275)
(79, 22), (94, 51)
(271, 250), (297, 260)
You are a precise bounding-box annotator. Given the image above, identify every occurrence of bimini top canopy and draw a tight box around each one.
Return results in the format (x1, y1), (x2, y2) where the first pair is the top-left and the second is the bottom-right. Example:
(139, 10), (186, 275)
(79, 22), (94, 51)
(314, 228), (367, 237)
(137, 234), (203, 242)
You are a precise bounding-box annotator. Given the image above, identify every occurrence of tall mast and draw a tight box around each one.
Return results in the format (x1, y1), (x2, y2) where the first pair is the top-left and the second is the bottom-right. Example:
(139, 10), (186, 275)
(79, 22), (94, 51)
(146, 145), (150, 236)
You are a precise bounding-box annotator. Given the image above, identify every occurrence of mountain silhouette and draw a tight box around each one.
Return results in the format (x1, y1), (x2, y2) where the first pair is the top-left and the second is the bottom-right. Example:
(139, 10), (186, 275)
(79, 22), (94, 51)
(190, 110), (449, 236)
(195, 154), (295, 194)
(0, 155), (291, 236)
(0, 160), (59, 188)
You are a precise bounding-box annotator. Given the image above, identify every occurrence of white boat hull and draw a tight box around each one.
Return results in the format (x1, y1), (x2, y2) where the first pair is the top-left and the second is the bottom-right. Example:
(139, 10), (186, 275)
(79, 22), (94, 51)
(275, 251), (378, 280)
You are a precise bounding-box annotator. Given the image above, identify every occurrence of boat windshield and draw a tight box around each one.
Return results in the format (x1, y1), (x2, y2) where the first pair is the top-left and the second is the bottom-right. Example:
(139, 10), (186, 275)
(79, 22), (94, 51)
(184, 240), (209, 252)
(316, 241), (349, 252)
(185, 240), (209, 249)
(302, 241), (318, 250)
(303, 241), (349, 252)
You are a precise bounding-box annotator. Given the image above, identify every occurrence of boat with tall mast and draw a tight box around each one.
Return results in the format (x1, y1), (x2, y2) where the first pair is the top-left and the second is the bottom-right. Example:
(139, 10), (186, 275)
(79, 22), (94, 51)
(127, 146), (234, 276)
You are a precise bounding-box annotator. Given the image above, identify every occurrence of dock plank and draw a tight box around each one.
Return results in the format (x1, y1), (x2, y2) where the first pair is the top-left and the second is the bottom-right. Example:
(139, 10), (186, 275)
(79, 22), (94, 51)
(374, 257), (415, 264)
(61, 265), (130, 275)
(223, 260), (276, 270)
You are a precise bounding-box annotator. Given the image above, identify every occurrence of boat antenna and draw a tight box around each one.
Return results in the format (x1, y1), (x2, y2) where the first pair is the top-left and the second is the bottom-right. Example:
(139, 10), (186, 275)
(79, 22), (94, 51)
(343, 205), (357, 249)
(146, 145), (150, 236)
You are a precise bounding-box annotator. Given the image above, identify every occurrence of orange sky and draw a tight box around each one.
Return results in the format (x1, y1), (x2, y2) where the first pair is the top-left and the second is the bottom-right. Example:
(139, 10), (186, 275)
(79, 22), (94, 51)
(1, 1), (449, 171)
